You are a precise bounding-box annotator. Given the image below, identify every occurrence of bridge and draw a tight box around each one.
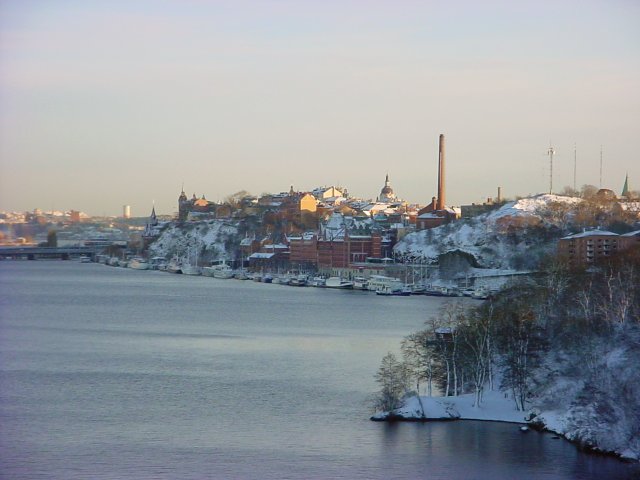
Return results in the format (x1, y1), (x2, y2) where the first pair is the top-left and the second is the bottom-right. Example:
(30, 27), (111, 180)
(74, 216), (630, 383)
(0, 246), (105, 260)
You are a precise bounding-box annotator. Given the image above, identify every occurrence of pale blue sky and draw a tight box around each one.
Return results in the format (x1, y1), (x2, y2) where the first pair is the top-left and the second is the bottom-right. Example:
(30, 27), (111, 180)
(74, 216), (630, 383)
(1, 0), (639, 216)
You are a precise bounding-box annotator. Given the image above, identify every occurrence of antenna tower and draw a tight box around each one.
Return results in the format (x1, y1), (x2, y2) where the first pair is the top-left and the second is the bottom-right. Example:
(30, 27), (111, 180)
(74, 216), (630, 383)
(599, 146), (603, 188)
(547, 144), (555, 194)
(573, 143), (577, 193)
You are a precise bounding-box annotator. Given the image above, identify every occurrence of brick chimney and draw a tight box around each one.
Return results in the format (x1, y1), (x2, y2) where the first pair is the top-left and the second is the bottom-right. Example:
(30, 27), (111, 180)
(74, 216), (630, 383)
(437, 134), (445, 210)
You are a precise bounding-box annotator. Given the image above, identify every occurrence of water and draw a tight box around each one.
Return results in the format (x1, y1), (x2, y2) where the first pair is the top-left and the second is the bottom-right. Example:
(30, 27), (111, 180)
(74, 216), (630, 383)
(1, 262), (637, 479)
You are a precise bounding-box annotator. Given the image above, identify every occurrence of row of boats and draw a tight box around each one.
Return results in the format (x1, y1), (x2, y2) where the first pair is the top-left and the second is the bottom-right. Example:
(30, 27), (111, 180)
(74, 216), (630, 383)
(94, 255), (492, 299)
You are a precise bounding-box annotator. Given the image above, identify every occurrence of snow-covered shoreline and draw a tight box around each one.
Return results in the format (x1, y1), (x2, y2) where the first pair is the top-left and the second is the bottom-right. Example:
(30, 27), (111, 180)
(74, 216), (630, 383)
(371, 391), (639, 462)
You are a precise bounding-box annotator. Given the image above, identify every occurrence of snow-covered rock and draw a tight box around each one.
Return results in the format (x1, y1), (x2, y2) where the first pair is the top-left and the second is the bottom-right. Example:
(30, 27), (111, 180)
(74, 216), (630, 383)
(148, 220), (239, 263)
(395, 194), (584, 270)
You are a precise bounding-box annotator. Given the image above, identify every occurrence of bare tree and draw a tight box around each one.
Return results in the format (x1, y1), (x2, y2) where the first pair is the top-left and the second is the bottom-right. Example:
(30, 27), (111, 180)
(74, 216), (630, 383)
(373, 352), (411, 412)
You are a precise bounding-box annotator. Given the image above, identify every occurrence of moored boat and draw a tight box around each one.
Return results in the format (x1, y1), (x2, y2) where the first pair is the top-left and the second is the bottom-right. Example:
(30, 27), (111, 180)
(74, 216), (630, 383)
(367, 275), (403, 292)
(128, 257), (149, 270)
(203, 262), (234, 279)
(325, 277), (354, 289)
(353, 276), (369, 290)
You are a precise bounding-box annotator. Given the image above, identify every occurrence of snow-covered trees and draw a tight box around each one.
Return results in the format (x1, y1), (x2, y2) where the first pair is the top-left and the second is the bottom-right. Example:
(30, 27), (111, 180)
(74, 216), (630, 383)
(374, 247), (640, 459)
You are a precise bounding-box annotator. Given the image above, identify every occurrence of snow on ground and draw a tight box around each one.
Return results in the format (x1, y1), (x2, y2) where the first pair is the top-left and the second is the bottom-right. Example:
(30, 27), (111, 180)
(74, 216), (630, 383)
(372, 390), (528, 424)
(489, 194), (582, 221)
(395, 194), (582, 270)
(148, 220), (239, 261)
(372, 384), (640, 461)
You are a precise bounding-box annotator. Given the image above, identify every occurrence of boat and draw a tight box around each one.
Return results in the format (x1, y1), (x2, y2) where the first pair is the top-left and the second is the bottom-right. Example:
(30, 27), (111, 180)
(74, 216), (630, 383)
(117, 258), (129, 268)
(79, 255), (91, 263)
(128, 257), (149, 270)
(166, 258), (182, 274)
(410, 284), (428, 295)
(424, 286), (449, 297)
(375, 285), (412, 296)
(272, 274), (290, 285)
(325, 277), (354, 289)
(180, 246), (201, 275)
(234, 270), (249, 280)
(289, 274), (308, 287)
(181, 263), (201, 276)
(262, 274), (273, 283)
(367, 275), (403, 292)
(107, 256), (120, 266)
(202, 262), (234, 279)
(310, 276), (326, 287)
(150, 256), (168, 271)
(424, 286), (463, 297)
(353, 276), (369, 290)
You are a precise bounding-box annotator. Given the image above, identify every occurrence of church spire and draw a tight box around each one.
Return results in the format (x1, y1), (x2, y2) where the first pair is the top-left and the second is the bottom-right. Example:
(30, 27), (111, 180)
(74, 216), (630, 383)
(622, 173), (629, 197)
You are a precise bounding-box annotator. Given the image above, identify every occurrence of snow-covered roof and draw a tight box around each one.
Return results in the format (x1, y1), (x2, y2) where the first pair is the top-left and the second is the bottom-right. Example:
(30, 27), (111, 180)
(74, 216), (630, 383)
(561, 230), (619, 240)
(621, 230), (640, 237)
(249, 252), (275, 259)
(263, 243), (288, 250)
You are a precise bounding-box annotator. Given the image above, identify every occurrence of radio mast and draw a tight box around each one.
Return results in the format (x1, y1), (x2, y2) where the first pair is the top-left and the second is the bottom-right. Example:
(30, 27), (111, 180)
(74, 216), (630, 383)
(547, 143), (556, 194)
(573, 143), (577, 193)
(599, 145), (603, 188)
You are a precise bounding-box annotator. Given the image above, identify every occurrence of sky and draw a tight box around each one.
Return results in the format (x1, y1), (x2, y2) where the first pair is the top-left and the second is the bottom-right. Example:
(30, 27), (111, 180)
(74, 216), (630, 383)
(1, 0), (639, 216)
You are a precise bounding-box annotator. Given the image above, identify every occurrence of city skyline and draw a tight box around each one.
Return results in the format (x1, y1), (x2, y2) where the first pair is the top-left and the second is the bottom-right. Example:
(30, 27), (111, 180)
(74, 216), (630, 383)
(1, 1), (639, 216)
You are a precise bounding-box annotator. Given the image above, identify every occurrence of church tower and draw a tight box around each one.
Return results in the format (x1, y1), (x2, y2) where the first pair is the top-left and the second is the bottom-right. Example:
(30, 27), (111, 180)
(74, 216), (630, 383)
(379, 174), (397, 203)
(178, 188), (189, 222)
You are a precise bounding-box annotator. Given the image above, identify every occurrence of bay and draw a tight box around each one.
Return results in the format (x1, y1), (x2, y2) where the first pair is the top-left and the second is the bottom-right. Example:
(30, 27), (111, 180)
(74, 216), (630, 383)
(0, 262), (637, 479)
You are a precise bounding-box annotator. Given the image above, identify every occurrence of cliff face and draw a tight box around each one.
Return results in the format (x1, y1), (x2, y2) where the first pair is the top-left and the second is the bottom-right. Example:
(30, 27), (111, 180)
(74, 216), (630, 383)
(148, 220), (240, 264)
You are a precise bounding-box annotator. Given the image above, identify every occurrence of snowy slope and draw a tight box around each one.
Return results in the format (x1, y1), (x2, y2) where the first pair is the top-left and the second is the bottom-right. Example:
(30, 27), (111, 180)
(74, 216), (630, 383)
(148, 220), (239, 263)
(395, 195), (583, 270)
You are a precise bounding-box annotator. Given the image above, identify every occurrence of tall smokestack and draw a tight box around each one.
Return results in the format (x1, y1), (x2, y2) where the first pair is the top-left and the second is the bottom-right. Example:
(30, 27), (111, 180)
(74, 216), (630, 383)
(437, 134), (445, 210)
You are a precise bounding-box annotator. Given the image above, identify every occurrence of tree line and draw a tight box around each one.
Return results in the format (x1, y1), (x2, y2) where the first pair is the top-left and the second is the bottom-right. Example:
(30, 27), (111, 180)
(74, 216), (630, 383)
(374, 248), (640, 417)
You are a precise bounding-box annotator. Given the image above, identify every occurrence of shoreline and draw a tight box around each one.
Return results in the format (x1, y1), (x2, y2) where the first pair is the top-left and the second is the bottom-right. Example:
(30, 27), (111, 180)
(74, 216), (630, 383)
(370, 390), (639, 463)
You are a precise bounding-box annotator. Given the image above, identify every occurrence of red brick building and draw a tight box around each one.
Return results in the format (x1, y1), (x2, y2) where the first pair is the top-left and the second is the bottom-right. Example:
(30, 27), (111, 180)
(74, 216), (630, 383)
(558, 230), (623, 266)
(289, 231), (382, 269)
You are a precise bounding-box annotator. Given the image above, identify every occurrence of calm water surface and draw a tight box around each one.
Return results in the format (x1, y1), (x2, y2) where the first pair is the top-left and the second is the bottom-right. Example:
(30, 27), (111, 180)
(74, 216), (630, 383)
(0, 262), (637, 479)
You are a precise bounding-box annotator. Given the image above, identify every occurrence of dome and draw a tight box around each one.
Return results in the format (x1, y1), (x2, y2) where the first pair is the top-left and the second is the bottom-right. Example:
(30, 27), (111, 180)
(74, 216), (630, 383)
(379, 174), (396, 201)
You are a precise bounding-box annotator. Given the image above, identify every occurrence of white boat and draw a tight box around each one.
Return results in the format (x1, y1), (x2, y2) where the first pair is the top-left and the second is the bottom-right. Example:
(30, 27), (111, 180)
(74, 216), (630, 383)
(366, 275), (403, 292)
(234, 270), (249, 280)
(79, 255), (91, 263)
(108, 256), (120, 266)
(203, 263), (234, 279)
(166, 258), (182, 274)
(181, 263), (201, 276)
(325, 277), (354, 289)
(128, 257), (149, 270)
(353, 276), (368, 290)
(310, 276), (326, 287)
(289, 274), (308, 287)
(117, 259), (129, 268)
(274, 274), (291, 285)
(150, 257), (168, 271)
(375, 285), (412, 296)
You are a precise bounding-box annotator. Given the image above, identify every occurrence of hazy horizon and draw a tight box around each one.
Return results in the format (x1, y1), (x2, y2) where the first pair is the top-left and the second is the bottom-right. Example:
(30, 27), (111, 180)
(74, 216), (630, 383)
(1, 1), (639, 216)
